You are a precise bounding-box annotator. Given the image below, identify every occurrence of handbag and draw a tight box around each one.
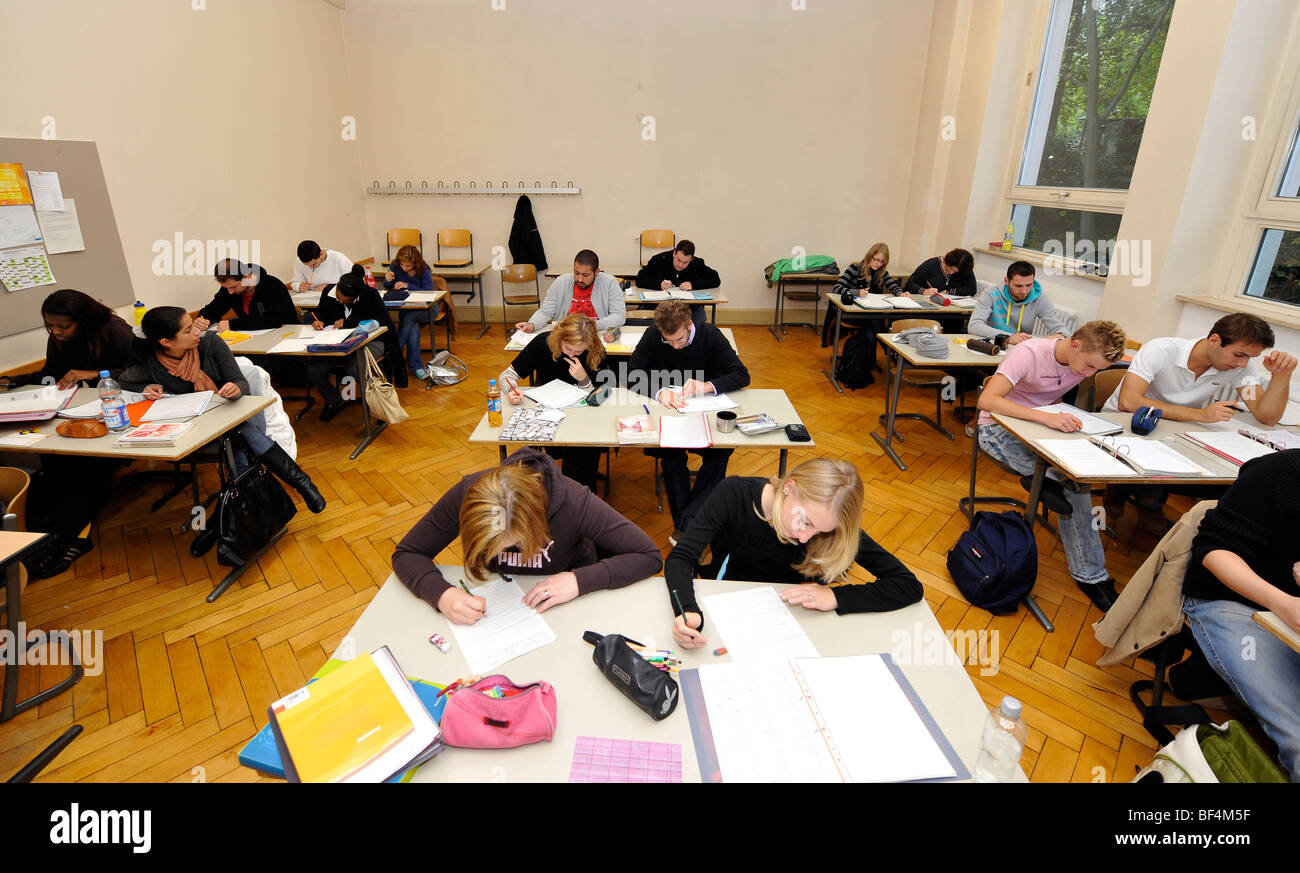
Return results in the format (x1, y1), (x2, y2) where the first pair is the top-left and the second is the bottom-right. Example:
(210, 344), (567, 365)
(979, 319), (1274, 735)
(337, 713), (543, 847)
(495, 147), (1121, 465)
(583, 631), (679, 720)
(439, 675), (557, 749)
(363, 346), (409, 424)
(214, 435), (298, 567)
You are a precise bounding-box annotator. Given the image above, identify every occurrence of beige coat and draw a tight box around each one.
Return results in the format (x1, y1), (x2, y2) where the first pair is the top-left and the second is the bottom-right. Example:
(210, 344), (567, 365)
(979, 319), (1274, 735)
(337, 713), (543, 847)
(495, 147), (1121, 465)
(1094, 500), (1216, 667)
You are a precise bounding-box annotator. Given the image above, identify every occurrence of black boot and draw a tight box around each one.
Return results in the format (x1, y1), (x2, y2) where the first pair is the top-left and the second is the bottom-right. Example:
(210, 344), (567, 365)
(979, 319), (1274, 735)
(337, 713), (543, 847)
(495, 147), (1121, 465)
(259, 444), (326, 513)
(190, 524), (218, 558)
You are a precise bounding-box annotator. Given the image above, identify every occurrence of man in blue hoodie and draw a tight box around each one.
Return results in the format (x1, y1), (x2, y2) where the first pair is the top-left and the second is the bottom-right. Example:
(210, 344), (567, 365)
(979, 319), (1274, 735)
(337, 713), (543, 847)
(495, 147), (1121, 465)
(969, 261), (1070, 344)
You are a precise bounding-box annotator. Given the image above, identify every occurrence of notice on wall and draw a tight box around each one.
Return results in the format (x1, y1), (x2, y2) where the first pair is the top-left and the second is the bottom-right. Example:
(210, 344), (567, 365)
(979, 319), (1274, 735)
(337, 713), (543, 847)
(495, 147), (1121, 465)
(0, 163), (33, 206)
(0, 245), (56, 292)
(0, 204), (43, 248)
(26, 170), (65, 212)
(37, 198), (84, 254)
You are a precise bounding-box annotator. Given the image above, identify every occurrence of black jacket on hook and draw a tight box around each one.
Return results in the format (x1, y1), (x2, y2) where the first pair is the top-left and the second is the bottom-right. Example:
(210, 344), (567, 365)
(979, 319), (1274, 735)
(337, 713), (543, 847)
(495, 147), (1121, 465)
(508, 194), (548, 270)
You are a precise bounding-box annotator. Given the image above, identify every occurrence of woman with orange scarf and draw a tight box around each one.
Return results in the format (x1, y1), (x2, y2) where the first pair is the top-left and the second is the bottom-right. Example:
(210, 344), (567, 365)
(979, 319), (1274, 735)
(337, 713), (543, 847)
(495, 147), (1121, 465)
(120, 307), (325, 526)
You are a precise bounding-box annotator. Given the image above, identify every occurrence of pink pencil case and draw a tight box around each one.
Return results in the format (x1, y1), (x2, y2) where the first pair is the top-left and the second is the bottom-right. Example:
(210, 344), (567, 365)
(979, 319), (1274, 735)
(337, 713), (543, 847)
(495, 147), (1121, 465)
(440, 675), (557, 749)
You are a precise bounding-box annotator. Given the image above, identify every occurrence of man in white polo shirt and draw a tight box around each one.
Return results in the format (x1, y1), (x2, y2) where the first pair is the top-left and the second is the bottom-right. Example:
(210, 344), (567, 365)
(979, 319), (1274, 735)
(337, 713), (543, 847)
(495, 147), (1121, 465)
(1102, 313), (1297, 533)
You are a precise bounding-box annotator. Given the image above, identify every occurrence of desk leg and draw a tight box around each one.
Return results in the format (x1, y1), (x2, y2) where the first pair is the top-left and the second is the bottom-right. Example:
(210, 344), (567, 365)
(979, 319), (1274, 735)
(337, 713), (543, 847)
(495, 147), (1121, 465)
(475, 276), (489, 340)
(207, 526), (288, 603)
(870, 352), (908, 470)
(822, 306), (844, 393)
(1020, 458), (1056, 632)
(770, 280), (784, 341)
(778, 448), (788, 478)
(498, 446), (507, 464)
(350, 347), (388, 460)
(2, 537), (83, 722)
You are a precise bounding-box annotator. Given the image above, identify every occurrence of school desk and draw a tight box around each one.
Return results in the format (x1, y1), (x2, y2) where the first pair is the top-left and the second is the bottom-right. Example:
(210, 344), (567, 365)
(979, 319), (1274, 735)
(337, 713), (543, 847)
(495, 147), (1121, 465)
(823, 292), (975, 394)
(328, 570), (1022, 783)
(872, 333), (1001, 471)
(769, 270), (838, 340)
(427, 262), (493, 339)
(468, 387), (812, 476)
(230, 327), (390, 460)
(982, 411), (1279, 632)
(623, 289), (730, 325)
(502, 326), (738, 357)
(292, 288), (450, 357)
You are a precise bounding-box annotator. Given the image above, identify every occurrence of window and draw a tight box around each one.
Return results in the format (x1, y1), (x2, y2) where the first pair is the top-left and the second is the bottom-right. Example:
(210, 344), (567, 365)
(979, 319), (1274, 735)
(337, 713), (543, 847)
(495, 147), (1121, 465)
(1007, 204), (1124, 274)
(1235, 83), (1300, 312)
(1244, 229), (1300, 308)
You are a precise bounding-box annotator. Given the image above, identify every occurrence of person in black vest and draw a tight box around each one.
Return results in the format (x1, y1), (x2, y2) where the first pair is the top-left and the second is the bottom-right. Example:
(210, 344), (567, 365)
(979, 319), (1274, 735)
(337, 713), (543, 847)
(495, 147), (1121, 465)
(635, 240), (721, 327)
(905, 248), (976, 297)
(622, 300), (750, 541)
(304, 264), (399, 420)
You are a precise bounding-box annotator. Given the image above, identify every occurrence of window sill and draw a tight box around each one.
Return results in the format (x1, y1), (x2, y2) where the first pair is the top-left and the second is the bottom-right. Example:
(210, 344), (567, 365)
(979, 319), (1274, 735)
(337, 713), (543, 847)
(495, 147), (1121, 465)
(975, 246), (1107, 284)
(1175, 294), (1300, 331)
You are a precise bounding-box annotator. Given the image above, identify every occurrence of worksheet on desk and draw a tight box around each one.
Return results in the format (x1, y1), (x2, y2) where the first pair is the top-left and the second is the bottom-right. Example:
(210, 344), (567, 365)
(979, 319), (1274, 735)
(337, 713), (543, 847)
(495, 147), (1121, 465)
(445, 577), (557, 674)
(699, 587), (819, 662)
(674, 392), (738, 414)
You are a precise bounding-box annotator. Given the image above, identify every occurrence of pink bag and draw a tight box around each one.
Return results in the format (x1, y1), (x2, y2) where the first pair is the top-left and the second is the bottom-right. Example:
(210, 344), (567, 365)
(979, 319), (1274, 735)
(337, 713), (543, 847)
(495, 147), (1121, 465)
(440, 675), (557, 749)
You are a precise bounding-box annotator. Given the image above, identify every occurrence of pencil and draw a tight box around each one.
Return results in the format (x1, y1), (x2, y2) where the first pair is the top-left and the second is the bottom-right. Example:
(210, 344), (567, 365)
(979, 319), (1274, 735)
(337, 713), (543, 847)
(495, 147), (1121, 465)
(459, 578), (471, 595)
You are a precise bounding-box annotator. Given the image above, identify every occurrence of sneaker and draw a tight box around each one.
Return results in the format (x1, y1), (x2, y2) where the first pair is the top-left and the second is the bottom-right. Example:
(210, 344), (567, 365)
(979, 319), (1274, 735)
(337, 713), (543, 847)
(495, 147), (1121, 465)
(414, 368), (430, 381)
(36, 537), (94, 579)
(1076, 578), (1120, 612)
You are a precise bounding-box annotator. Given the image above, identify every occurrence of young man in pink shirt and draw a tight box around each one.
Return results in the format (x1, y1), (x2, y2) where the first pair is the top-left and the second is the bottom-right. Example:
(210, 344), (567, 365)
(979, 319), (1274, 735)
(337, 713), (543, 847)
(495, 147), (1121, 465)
(976, 321), (1128, 611)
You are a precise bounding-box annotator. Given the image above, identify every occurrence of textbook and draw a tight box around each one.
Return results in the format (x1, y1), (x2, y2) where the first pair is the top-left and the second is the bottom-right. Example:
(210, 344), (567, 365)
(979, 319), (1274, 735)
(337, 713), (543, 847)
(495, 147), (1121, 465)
(616, 413), (658, 444)
(1082, 435), (1212, 477)
(240, 657), (447, 781)
(0, 385), (76, 423)
(267, 646), (443, 783)
(637, 289), (671, 301)
(660, 412), (712, 448)
(853, 294), (893, 310)
(114, 422), (194, 447)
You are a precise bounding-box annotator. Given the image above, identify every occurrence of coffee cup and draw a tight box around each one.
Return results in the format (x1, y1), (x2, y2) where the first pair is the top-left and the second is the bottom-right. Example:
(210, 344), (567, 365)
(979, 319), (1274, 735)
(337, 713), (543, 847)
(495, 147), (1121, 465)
(716, 410), (737, 432)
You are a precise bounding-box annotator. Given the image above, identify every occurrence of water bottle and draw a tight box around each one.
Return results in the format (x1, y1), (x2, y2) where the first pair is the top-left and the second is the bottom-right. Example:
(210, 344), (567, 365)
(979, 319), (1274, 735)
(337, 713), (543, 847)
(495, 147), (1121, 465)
(1002, 220), (1015, 253)
(487, 379), (502, 428)
(133, 300), (146, 326)
(973, 695), (1027, 782)
(98, 370), (129, 432)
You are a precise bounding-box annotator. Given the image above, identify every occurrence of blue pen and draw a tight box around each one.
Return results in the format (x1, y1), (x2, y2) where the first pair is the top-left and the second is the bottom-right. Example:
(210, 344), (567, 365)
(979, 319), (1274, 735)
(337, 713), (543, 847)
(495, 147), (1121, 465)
(643, 404), (650, 415)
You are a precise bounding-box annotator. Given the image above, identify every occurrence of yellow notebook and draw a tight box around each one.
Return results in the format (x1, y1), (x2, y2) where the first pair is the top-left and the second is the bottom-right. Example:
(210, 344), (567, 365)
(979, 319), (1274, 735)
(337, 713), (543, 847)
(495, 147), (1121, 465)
(269, 648), (441, 783)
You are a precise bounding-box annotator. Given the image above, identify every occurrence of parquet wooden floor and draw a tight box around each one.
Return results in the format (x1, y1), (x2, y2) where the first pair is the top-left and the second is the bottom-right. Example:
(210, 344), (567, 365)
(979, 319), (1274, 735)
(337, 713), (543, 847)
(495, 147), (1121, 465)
(0, 319), (1220, 782)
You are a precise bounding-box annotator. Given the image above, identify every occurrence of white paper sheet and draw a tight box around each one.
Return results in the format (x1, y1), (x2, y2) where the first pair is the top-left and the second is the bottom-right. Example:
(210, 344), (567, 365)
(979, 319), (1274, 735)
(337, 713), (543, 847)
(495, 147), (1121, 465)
(948, 296), (979, 308)
(404, 291), (441, 303)
(0, 205), (43, 248)
(141, 390), (214, 421)
(658, 413), (712, 448)
(0, 385), (75, 414)
(535, 408), (566, 423)
(1180, 431), (1276, 466)
(1032, 403), (1123, 436)
(305, 327), (354, 344)
(0, 431), (48, 447)
(853, 295), (893, 310)
(36, 198), (84, 254)
(1034, 439), (1138, 478)
(506, 328), (547, 351)
(268, 338), (311, 353)
(522, 380), (588, 408)
(1237, 426), (1300, 451)
(698, 587), (819, 662)
(1102, 437), (1211, 476)
(887, 296), (923, 309)
(58, 389), (146, 419)
(675, 392), (738, 415)
(445, 577), (557, 674)
(26, 171), (65, 212)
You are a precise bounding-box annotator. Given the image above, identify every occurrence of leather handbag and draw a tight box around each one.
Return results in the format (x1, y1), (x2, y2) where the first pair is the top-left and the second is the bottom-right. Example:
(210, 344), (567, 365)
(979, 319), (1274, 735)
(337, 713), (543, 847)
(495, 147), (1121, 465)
(363, 346), (409, 424)
(583, 631), (679, 720)
(213, 435), (297, 567)
(439, 675), (557, 749)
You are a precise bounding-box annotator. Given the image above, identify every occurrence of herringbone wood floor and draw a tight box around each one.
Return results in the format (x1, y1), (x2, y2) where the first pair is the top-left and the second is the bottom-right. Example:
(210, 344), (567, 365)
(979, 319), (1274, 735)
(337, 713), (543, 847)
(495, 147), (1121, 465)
(0, 318), (1217, 782)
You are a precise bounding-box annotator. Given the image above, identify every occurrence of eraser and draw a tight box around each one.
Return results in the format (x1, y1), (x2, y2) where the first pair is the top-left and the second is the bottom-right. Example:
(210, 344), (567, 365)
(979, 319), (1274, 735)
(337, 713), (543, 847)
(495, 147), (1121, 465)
(428, 634), (452, 653)
(713, 647), (727, 656)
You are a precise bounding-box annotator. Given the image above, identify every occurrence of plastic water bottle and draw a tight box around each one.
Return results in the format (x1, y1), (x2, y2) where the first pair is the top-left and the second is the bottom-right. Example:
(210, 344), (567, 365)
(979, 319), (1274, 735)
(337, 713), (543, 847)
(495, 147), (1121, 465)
(1002, 220), (1015, 252)
(973, 695), (1027, 782)
(133, 301), (146, 326)
(487, 379), (502, 427)
(98, 370), (129, 432)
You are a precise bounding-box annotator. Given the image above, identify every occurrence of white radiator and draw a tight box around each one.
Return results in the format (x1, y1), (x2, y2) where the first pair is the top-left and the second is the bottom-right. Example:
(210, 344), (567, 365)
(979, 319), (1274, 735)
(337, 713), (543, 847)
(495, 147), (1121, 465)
(1032, 306), (1078, 337)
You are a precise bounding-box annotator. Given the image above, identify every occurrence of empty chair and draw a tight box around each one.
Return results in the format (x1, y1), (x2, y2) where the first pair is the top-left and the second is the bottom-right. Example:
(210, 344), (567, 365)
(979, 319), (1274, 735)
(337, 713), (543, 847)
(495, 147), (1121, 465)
(639, 229), (675, 266)
(878, 318), (955, 439)
(434, 229), (473, 268)
(500, 264), (541, 332)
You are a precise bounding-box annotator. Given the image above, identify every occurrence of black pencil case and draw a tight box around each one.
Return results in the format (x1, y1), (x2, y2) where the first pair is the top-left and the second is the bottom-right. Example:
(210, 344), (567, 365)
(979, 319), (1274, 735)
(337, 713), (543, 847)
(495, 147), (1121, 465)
(582, 631), (679, 720)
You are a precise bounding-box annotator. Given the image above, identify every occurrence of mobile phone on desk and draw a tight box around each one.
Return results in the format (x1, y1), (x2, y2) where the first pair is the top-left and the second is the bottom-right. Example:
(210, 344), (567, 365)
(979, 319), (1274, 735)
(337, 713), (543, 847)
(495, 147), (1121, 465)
(784, 423), (810, 442)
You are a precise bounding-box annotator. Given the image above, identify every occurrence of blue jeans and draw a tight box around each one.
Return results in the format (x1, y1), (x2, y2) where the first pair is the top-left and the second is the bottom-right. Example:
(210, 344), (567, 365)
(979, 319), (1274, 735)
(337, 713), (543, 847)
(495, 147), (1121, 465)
(397, 305), (438, 372)
(977, 424), (1109, 585)
(1183, 596), (1300, 780)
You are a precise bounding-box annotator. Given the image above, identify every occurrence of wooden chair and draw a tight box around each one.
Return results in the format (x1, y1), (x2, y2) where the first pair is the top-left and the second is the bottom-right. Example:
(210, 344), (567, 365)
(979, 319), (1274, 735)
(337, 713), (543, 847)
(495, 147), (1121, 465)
(0, 468), (83, 723)
(639, 229), (675, 266)
(878, 318), (954, 438)
(501, 264), (541, 332)
(384, 228), (422, 266)
(434, 229), (473, 268)
(1085, 367), (1127, 413)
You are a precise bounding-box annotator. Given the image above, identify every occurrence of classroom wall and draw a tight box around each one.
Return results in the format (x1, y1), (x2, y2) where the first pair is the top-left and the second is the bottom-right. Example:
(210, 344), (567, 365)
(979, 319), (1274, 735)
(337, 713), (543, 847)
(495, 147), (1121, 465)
(340, 0), (935, 322)
(0, 0), (367, 371)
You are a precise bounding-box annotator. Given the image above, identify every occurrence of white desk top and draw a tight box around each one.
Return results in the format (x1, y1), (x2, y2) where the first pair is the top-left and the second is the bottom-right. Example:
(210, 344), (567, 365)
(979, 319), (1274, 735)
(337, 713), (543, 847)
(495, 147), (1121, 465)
(825, 291), (974, 316)
(0, 387), (273, 462)
(334, 572), (1011, 782)
(468, 387), (811, 451)
(428, 262), (493, 278)
(878, 333), (1005, 368)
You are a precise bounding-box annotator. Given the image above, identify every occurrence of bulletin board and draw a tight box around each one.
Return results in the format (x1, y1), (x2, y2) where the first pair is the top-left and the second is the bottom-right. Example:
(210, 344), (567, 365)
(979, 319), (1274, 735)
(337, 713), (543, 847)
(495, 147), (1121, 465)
(0, 138), (132, 339)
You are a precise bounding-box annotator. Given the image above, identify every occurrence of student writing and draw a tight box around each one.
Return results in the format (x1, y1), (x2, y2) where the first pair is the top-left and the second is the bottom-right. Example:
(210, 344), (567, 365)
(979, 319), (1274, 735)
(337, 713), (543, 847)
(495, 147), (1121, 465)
(391, 448), (662, 624)
(195, 259), (297, 333)
(305, 264), (400, 418)
(516, 249), (626, 334)
(665, 457), (923, 649)
(382, 244), (439, 380)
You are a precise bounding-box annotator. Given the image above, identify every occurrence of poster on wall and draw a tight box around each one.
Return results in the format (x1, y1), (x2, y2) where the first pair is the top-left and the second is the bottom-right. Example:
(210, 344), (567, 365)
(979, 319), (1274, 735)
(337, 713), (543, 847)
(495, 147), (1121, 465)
(0, 163), (34, 206)
(26, 170), (65, 212)
(37, 198), (85, 254)
(0, 245), (57, 292)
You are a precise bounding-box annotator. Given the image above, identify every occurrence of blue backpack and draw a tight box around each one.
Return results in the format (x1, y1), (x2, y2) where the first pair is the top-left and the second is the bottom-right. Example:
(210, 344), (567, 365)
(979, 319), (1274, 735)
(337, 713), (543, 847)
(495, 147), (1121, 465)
(946, 511), (1038, 615)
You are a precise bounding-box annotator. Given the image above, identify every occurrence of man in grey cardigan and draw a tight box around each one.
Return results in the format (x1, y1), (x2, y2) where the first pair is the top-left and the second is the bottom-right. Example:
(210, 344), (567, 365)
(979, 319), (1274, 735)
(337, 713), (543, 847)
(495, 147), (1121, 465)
(516, 249), (626, 334)
(969, 261), (1069, 345)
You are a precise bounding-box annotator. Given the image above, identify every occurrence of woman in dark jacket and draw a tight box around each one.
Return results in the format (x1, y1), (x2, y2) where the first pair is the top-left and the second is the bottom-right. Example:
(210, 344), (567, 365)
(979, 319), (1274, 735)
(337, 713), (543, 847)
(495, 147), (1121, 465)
(121, 307), (325, 528)
(305, 265), (402, 412)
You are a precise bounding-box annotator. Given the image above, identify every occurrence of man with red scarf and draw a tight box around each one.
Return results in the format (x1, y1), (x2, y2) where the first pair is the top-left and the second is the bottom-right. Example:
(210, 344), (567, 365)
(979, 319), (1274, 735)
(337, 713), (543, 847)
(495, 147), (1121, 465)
(516, 249), (625, 334)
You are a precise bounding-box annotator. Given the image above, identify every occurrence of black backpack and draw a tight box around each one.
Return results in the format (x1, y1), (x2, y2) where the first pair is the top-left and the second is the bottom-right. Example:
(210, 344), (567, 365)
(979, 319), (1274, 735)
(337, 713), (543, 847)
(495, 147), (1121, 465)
(834, 329), (875, 390)
(946, 511), (1038, 615)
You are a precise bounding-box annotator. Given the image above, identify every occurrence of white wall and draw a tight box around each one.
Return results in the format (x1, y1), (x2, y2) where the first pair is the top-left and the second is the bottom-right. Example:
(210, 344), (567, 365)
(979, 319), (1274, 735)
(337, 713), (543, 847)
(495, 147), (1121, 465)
(341, 0), (934, 321)
(0, 0), (367, 370)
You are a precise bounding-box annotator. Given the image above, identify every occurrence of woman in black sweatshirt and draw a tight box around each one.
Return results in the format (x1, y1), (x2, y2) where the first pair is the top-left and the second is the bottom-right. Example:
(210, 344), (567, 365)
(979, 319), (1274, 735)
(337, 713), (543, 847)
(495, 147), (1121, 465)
(905, 248), (977, 297)
(665, 457), (923, 649)
(304, 264), (401, 415)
